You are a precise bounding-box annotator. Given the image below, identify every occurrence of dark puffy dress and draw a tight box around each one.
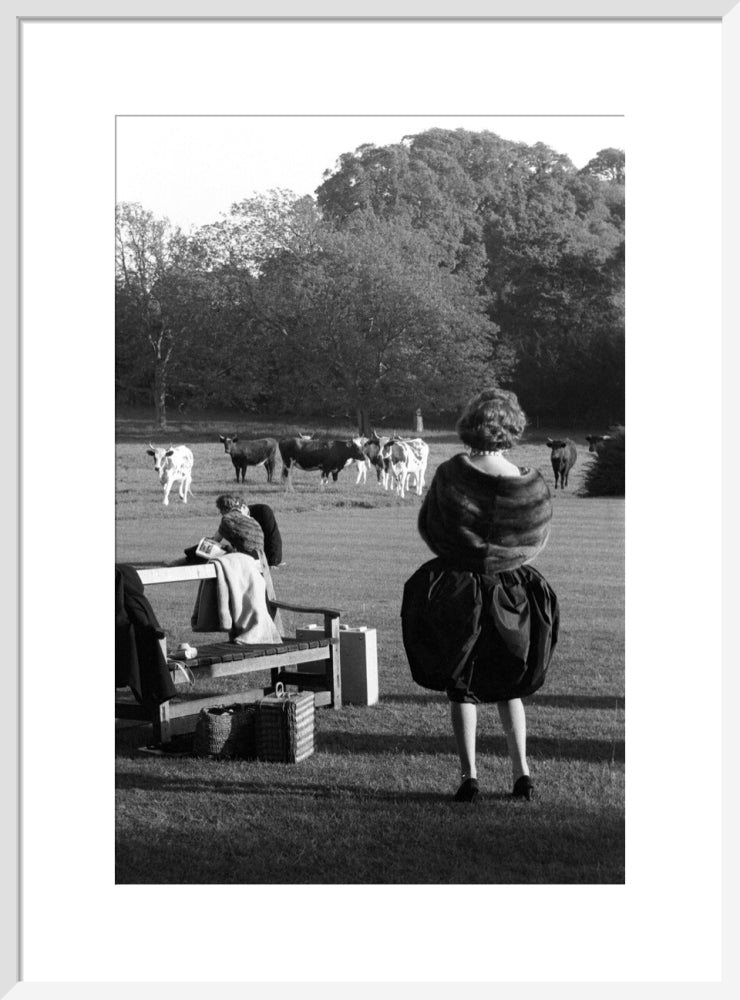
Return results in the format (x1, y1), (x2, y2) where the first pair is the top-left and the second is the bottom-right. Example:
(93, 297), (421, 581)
(400, 454), (560, 704)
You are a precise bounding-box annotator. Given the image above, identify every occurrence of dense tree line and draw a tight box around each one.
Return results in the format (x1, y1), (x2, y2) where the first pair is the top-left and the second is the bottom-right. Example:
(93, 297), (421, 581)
(116, 129), (624, 430)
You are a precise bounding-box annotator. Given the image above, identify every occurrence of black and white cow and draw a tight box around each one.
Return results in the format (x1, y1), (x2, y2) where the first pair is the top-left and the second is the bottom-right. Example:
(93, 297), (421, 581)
(218, 435), (279, 483)
(278, 437), (365, 490)
(345, 432), (387, 485)
(146, 443), (194, 505)
(380, 437), (429, 498)
(546, 438), (578, 490)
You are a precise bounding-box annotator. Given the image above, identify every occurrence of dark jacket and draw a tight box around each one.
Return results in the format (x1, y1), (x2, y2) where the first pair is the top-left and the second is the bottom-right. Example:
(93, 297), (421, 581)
(244, 504), (282, 566)
(115, 564), (176, 706)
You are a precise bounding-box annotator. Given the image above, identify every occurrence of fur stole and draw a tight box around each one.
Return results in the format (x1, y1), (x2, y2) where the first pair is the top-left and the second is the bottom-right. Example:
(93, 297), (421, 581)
(418, 454), (553, 575)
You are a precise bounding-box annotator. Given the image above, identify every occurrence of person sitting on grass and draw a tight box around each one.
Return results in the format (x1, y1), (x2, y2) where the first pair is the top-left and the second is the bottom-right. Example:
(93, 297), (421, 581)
(400, 387), (560, 803)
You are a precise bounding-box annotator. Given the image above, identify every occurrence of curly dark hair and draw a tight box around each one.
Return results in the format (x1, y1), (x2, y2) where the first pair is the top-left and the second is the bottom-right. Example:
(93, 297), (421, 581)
(215, 493), (246, 514)
(455, 388), (527, 451)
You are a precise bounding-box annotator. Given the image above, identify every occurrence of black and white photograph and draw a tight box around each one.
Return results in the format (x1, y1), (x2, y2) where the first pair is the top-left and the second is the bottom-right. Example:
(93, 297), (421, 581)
(113, 114), (626, 885)
(13, 7), (731, 989)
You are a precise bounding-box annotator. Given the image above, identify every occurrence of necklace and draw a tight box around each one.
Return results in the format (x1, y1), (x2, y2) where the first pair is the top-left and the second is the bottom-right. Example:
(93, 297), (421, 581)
(469, 449), (503, 457)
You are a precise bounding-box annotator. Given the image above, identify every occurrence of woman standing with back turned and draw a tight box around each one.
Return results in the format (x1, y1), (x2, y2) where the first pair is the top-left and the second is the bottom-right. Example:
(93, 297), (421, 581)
(401, 388), (560, 802)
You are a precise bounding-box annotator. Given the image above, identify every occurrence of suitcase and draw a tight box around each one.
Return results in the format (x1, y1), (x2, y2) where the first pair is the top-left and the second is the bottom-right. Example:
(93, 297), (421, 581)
(296, 625), (379, 705)
(257, 683), (315, 763)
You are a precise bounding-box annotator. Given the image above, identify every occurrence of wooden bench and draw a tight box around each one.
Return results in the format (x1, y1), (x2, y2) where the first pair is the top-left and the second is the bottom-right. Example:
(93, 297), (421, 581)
(115, 562), (342, 743)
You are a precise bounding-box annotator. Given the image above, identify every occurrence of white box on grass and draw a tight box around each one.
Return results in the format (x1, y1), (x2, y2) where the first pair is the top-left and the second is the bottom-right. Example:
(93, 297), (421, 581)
(296, 625), (379, 706)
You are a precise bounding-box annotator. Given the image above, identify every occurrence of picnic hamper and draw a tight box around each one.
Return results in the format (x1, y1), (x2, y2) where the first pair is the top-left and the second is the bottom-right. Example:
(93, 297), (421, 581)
(256, 683), (315, 763)
(193, 703), (257, 758)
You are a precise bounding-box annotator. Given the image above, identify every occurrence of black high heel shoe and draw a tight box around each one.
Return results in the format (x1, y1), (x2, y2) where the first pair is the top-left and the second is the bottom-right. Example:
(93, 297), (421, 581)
(512, 775), (534, 800)
(454, 777), (480, 802)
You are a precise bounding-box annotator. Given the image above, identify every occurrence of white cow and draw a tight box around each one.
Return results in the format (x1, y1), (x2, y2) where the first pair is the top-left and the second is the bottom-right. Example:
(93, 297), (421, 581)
(401, 438), (430, 495)
(146, 443), (194, 505)
(343, 436), (366, 484)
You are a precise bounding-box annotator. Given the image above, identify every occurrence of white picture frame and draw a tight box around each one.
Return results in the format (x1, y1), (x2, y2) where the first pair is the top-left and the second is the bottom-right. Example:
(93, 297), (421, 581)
(5, 0), (737, 993)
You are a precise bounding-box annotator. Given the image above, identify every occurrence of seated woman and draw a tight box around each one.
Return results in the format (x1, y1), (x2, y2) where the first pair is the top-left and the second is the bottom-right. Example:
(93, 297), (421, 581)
(213, 494), (282, 566)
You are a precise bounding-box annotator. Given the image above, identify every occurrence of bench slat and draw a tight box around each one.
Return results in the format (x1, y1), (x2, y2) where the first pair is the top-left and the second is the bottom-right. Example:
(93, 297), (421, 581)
(137, 564), (217, 585)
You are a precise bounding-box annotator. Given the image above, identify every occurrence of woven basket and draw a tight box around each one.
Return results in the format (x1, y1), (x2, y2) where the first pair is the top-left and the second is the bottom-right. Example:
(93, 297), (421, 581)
(257, 683), (315, 763)
(193, 703), (257, 758)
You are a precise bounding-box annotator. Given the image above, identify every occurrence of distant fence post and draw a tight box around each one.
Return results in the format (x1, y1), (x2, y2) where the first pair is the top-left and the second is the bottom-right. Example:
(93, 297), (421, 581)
(415, 408), (423, 433)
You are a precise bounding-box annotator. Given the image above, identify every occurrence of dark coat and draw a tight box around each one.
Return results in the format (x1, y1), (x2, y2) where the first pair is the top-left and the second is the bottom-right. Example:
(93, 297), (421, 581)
(115, 564), (175, 706)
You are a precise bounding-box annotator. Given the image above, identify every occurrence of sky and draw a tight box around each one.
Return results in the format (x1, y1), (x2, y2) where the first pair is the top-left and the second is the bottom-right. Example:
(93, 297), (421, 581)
(116, 114), (624, 231)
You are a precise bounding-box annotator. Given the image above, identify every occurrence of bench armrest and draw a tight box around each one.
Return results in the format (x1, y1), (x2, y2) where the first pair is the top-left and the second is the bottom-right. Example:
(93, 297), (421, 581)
(270, 600), (342, 618)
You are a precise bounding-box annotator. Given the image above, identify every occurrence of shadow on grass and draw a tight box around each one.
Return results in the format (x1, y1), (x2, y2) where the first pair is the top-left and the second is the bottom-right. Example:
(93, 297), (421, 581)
(116, 770), (450, 802)
(317, 731), (624, 762)
(115, 784), (625, 884)
(380, 693), (446, 705)
(116, 729), (623, 764)
(525, 694), (625, 710)
(381, 693), (625, 710)
(116, 769), (557, 807)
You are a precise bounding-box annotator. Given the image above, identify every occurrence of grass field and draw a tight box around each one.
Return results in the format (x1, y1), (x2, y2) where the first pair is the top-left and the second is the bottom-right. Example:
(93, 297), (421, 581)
(115, 417), (624, 884)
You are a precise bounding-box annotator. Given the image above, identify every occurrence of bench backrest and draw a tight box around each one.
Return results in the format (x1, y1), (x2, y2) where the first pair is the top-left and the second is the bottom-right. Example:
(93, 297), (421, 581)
(137, 564), (218, 586)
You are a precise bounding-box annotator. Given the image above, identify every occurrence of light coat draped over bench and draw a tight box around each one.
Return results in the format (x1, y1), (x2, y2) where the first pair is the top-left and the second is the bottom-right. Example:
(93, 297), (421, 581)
(190, 552), (282, 644)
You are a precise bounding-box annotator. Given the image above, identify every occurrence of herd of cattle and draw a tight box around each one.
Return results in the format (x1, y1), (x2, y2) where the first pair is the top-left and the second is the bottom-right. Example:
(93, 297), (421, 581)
(145, 432), (612, 505)
(145, 432), (430, 505)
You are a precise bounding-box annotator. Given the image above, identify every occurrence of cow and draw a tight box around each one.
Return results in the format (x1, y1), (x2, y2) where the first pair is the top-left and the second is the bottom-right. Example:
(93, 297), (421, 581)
(344, 435), (369, 484)
(402, 437), (430, 494)
(351, 431), (387, 485)
(381, 437), (429, 498)
(586, 434), (613, 454)
(218, 435), (279, 483)
(146, 443), (194, 505)
(380, 439), (404, 492)
(343, 433), (387, 485)
(546, 438), (578, 489)
(278, 437), (365, 490)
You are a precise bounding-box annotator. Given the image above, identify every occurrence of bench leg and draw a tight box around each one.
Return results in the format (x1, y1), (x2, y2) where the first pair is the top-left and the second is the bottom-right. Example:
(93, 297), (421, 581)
(152, 701), (172, 744)
(326, 614), (342, 709)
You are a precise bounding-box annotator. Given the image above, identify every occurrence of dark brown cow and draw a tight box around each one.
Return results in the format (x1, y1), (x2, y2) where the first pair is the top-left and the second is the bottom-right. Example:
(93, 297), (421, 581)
(586, 434), (613, 454)
(218, 435), (279, 483)
(546, 438), (577, 489)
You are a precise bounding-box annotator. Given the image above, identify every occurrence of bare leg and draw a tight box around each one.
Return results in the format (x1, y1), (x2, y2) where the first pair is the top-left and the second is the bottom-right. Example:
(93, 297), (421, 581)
(497, 698), (529, 783)
(450, 701), (478, 780)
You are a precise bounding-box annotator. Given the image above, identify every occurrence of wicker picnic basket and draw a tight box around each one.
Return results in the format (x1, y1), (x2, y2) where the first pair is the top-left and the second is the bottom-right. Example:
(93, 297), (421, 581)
(193, 703), (257, 758)
(256, 683), (315, 763)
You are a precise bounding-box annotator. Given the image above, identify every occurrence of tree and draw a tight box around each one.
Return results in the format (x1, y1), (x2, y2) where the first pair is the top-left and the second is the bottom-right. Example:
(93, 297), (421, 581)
(253, 217), (508, 432)
(317, 129), (625, 424)
(194, 189), (322, 274)
(116, 203), (191, 427)
(581, 148), (625, 185)
(116, 202), (264, 424)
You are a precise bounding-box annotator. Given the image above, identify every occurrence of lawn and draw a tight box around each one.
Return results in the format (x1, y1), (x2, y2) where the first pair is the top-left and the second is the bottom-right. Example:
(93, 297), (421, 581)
(115, 417), (624, 884)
